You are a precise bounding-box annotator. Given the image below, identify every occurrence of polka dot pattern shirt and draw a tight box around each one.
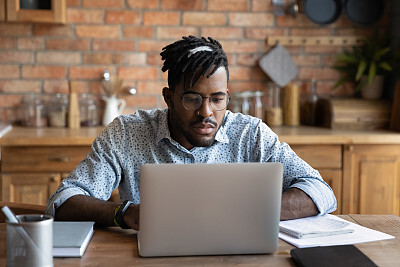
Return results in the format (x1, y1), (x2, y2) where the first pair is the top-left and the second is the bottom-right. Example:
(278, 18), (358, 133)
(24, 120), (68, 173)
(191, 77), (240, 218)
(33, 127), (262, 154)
(46, 109), (337, 216)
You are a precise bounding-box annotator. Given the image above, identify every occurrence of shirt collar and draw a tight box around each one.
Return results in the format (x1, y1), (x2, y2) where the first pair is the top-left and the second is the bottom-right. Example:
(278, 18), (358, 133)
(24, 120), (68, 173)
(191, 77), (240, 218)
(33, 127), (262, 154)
(155, 109), (230, 145)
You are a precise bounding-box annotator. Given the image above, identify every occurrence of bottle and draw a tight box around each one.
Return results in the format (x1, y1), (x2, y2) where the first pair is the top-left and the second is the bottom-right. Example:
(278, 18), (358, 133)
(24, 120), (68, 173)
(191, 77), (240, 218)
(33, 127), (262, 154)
(240, 91), (253, 115)
(301, 78), (319, 126)
(265, 84), (283, 126)
(49, 94), (68, 127)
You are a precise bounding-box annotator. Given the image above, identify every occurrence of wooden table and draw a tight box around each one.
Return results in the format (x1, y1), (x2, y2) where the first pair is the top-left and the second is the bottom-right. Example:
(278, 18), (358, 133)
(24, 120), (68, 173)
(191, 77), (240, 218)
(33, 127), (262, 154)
(1, 215), (399, 266)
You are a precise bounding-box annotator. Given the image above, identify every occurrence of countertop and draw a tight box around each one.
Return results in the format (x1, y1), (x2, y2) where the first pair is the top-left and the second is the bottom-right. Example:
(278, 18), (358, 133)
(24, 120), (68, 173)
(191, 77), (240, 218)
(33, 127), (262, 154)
(1, 126), (400, 146)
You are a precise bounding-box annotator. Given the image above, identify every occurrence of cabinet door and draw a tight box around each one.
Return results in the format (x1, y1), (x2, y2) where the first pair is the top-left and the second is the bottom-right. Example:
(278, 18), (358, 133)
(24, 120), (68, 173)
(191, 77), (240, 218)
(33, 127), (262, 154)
(1, 173), (61, 205)
(0, 0), (5, 21)
(320, 170), (342, 215)
(343, 145), (400, 215)
(6, 0), (65, 23)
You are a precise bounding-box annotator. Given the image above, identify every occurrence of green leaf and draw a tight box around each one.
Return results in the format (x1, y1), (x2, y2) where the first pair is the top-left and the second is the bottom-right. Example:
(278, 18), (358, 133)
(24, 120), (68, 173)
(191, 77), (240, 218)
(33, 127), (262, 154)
(368, 62), (377, 84)
(379, 62), (392, 71)
(355, 60), (367, 81)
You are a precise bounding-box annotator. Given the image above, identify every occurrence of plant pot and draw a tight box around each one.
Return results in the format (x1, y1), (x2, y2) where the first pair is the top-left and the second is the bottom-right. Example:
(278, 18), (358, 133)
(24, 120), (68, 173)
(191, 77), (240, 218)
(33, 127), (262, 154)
(360, 75), (384, 99)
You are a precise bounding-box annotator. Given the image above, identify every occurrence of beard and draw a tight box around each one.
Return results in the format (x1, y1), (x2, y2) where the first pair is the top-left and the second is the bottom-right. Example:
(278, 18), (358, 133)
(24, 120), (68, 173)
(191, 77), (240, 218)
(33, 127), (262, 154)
(169, 106), (218, 148)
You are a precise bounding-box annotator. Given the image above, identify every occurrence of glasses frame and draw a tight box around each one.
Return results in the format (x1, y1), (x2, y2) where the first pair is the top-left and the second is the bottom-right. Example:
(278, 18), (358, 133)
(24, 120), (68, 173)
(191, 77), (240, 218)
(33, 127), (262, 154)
(179, 93), (230, 111)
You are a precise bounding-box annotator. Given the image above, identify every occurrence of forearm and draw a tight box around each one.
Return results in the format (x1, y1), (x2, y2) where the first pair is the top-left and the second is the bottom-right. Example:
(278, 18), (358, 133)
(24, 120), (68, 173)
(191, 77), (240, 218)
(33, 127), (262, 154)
(55, 195), (118, 227)
(280, 187), (319, 221)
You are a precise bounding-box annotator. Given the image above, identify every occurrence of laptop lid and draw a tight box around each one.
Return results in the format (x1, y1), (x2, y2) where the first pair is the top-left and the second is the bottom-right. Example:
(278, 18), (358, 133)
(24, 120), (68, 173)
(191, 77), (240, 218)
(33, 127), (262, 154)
(137, 162), (283, 257)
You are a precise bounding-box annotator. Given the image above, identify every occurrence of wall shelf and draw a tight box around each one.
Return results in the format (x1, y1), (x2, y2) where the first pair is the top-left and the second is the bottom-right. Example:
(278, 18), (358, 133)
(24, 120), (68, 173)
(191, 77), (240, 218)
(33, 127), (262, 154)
(267, 36), (364, 46)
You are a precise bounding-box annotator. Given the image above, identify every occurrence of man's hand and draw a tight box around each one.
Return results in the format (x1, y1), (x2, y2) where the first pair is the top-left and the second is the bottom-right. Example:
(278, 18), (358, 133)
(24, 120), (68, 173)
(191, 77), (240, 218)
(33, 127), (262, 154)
(280, 188), (319, 221)
(124, 204), (140, 231)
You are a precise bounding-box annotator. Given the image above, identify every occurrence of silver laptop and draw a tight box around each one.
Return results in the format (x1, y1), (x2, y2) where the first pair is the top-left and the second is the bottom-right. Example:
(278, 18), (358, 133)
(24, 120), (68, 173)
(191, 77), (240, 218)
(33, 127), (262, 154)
(137, 162), (283, 257)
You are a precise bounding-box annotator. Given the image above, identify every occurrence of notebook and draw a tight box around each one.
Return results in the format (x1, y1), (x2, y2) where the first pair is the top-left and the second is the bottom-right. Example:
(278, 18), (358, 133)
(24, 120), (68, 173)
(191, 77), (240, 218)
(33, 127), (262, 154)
(53, 221), (94, 257)
(137, 162), (283, 257)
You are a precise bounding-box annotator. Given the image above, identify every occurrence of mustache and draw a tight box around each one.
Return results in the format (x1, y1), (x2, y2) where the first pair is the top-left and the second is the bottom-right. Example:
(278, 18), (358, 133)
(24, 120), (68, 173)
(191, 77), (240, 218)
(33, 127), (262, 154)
(193, 117), (217, 127)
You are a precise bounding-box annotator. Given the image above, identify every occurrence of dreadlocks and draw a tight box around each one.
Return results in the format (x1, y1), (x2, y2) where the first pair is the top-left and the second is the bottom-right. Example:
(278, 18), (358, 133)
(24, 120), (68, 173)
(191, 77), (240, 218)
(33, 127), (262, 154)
(160, 36), (229, 91)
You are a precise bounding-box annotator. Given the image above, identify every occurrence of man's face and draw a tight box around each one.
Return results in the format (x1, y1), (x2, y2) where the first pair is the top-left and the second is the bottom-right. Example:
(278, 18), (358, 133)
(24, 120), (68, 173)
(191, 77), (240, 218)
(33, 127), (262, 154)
(164, 67), (228, 150)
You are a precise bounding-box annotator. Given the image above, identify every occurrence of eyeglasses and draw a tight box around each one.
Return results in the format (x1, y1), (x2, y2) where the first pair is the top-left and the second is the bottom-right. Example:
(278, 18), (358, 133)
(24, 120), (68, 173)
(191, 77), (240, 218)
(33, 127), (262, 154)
(180, 93), (230, 111)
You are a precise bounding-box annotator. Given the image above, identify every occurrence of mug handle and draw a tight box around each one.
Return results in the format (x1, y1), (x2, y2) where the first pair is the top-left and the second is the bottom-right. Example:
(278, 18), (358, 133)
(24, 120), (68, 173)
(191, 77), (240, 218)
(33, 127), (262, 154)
(117, 98), (126, 114)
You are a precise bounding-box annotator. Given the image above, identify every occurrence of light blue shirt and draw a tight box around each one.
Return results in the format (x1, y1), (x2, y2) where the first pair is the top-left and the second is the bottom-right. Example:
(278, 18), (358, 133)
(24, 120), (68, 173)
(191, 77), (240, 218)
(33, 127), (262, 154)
(46, 109), (337, 216)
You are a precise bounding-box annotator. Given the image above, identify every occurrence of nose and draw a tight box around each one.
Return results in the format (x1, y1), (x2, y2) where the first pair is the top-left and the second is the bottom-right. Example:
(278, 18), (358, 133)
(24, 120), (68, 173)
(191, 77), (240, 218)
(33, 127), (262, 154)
(197, 97), (213, 118)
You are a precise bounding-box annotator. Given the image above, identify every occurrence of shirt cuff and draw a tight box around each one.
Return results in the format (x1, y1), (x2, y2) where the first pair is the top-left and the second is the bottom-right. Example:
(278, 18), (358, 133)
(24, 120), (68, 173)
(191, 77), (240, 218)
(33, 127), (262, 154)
(45, 187), (88, 217)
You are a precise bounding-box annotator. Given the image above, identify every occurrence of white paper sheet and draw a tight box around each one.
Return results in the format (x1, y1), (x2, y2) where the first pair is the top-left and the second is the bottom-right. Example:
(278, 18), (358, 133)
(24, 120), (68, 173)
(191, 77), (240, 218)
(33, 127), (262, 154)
(279, 214), (395, 248)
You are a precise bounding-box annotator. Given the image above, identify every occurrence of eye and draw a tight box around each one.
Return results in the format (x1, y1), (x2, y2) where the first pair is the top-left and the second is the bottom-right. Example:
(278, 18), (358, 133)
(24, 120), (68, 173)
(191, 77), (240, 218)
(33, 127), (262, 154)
(211, 96), (224, 103)
(184, 95), (201, 103)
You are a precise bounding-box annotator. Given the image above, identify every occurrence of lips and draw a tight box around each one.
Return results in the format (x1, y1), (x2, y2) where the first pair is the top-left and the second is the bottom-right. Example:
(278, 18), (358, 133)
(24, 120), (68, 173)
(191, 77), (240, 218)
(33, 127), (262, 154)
(192, 123), (215, 135)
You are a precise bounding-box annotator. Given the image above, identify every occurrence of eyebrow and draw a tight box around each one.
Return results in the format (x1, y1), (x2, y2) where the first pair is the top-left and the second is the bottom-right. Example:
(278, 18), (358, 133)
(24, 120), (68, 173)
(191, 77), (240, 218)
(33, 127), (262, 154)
(183, 91), (227, 96)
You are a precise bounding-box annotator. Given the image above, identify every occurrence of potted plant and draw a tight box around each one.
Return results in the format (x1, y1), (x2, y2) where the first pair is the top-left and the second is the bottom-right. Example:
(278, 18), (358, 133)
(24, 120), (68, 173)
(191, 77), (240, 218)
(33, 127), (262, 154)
(332, 32), (393, 99)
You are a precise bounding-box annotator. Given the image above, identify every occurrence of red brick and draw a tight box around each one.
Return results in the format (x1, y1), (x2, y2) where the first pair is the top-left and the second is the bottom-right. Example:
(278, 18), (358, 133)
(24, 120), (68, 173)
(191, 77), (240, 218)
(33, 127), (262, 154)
(138, 40), (170, 52)
(229, 13), (273, 27)
(69, 66), (108, 79)
(292, 55), (320, 66)
(228, 81), (269, 93)
(117, 67), (158, 80)
(137, 81), (166, 94)
(36, 52), (81, 64)
(321, 55), (337, 66)
(0, 65), (19, 78)
(43, 80), (69, 94)
(298, 67), (340, 80)
(0, 80), (41, 93)
(201, 27), (243, 39)
(0, 95), (23, 111)
(304, 46), (343, 54)
(123, 26), (154, 38)
(183, 12), (226, 26)
(93, 40), (135, 51)
(22, 65), (66, 79)
(45, 39), (91, 50)
(66, 0), (80, 7)
(237, 54), (261, 66)
(276, 14), (317, 27)
(161, 0), (203, 10)
(89, 81), (103, 95)
(147, 53), (163, 66)
(208, 0), (248, 11)
(290, 28), (333, 36)
(229, 67), (252, 81)
(0, 51), (33, 63)
(67, 9), (104, 24)
(76, 25), (120, 39)
(245, 28), (286, 39)
(0, 37), (16, 49)
(106, 11), (140, 24)
(127, 0), (157, 8)
(220, 40), (259, 53)
(17, 37), (43, 50)
(83, 0), (124, 8)
(252, 66), (269, 81)
(0, 24), (31, 36)
(144, 12), (180, 25)
(157, 27), (198, 39)
(33, 25), (73, 36)
(123, 95), (158, 108)
(69, 80), (90, 94)
(252, 0), (274, 11)
(83, 53), (146, 65)
(335, 28), (373, 36)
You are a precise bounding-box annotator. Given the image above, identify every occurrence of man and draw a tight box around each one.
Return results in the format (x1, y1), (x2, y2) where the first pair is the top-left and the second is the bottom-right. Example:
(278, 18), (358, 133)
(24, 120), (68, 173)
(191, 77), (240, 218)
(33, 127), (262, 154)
(46, 36), (336, 231)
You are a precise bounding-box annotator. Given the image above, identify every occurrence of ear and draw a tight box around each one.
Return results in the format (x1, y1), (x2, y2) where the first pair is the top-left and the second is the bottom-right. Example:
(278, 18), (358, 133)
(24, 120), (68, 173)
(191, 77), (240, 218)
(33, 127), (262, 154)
(162, 87), (173, 107)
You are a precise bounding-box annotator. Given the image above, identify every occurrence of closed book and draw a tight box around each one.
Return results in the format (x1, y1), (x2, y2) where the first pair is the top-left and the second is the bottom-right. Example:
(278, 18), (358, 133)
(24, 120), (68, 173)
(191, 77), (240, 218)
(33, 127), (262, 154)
(53, 221), (94, 257)
(279, 215), (354, 239)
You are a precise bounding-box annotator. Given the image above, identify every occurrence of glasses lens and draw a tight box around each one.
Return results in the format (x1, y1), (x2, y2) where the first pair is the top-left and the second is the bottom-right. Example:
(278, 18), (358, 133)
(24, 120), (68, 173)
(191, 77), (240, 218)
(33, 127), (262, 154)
(182, 94), (229, 111)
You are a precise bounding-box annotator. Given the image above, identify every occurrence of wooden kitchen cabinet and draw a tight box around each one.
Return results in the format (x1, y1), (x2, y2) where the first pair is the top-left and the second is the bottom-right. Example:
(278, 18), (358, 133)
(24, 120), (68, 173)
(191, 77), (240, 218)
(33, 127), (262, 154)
(342, 144), (400, 216)
(0, 146), (91, 205)
(0, 0), (5, 21)
(6, 0), (65, 23)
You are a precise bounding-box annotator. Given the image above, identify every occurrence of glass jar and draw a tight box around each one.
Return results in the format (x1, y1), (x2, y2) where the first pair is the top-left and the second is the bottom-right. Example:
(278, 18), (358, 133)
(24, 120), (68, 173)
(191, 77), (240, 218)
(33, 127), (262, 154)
(300, 78), (319, 126)
(79, 94), (99, 127)
(21, 95), (48, 127)
(48, 94), (68, 127)
(253, 91), (264, 121)
(265, 83), (282, 126)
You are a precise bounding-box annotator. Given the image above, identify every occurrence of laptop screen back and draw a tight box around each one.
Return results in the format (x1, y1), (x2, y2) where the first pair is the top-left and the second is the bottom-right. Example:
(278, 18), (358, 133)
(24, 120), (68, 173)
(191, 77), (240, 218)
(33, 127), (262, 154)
(138, 162), (283, 257)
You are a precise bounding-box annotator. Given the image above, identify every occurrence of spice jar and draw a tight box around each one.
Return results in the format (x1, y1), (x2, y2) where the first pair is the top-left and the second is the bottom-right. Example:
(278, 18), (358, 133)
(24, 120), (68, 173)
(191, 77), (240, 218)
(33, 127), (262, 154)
(48, 94), (68, 127)
(21, 95), (48, 127)
(265, 83), (282, 126)
(79, 94), (99, 126)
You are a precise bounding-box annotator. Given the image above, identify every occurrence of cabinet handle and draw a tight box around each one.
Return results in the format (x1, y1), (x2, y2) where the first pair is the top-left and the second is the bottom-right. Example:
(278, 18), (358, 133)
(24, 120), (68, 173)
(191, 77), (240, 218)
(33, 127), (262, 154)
(50, 176), (58, 182)
(48, 156), (70, 162)
(347, 145), (354, 151)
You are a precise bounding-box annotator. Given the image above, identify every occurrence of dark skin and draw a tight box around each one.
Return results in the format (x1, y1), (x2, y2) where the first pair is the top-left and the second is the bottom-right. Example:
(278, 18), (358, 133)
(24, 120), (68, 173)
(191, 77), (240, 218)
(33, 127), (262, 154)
(55, 67), (318, 230)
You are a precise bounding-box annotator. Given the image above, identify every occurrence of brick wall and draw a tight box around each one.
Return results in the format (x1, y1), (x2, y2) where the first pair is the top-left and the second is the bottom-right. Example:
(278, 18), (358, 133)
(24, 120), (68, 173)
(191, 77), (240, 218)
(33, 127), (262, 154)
(0, 0), (391, 124)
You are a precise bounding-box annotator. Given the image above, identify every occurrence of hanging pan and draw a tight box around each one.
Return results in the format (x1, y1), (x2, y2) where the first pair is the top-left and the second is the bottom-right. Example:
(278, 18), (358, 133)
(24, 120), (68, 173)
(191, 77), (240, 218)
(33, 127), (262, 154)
(345, 0), (384, 26)
(303, 0), (343, 25)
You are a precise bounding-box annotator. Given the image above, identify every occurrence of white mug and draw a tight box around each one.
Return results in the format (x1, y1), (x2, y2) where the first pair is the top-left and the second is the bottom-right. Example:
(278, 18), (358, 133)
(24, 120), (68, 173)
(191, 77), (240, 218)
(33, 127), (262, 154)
(102, 96), (126, 126)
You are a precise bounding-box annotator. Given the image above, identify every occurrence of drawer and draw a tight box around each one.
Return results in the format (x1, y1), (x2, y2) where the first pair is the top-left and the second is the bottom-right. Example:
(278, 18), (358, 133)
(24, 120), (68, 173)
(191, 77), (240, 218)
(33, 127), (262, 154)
(1, 146), (91, 172)
(290, 145), (342, 169)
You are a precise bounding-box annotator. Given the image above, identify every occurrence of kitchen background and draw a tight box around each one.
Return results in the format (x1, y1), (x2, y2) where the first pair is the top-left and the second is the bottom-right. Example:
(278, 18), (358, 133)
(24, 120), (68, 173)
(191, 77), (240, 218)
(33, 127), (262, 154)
(0, 0), (396, 125)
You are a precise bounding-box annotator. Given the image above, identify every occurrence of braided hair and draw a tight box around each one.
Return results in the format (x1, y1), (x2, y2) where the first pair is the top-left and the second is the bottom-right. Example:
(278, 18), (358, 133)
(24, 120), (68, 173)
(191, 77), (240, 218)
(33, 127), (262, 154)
(160, 36), (229, 91)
